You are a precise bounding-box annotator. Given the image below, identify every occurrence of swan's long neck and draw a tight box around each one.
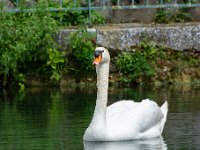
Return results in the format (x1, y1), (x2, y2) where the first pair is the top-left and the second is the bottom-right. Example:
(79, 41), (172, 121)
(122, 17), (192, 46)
(92, 62), (109, 125)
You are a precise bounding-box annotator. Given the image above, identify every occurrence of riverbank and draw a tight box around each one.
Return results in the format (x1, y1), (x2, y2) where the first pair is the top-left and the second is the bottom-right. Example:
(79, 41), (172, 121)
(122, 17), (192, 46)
(25, 48), (200, 88)
(53, 23), (200, 88)
(1, 21), (200, 89)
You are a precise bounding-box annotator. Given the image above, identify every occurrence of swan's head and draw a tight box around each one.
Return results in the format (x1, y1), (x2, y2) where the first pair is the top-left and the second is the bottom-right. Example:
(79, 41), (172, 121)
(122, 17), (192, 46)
(93, 47), (110, 65)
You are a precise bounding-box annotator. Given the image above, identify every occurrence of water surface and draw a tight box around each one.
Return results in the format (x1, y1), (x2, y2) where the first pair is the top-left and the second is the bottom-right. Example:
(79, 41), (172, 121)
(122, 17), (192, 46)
(0, 84), (200, 150)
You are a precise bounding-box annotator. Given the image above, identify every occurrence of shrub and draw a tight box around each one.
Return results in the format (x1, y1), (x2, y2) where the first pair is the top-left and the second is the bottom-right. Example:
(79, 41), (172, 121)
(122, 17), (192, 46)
(173, 8), (192, 22)
(155, 9), (171, 24)
(116, 40), (160, 84)
(49, 0), (105, 26)
(0, 1), (105, 88)
(66, 28), (96, 82)
(47, 48), (65, 85)
(0, 1), (60, 87)
(155, 8), (192, 23)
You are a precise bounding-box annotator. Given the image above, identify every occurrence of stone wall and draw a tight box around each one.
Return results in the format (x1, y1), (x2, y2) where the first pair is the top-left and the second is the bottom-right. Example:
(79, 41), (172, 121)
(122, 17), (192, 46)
(59, 23), (200, 51)
(96, 23), (200, 51)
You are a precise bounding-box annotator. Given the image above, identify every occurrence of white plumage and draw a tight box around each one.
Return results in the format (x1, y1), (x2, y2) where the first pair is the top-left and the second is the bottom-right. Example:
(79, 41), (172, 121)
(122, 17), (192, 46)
(83, 47), (168, 141)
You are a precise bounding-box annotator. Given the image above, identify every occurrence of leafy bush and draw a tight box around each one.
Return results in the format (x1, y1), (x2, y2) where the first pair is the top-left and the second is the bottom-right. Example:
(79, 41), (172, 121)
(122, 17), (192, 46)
(116, 52), (153, 83)
(116, 40), (160, 84)
(49, 0), (105, 26)
(47, 48), (65, 84)
(155, 8), (192, 23)
(0, 0), (106, 88)
(155, 9), (171, 23)
(66, 28), (96, 81)
(0, 2), (61, 87)
(173, 8), (192, 22)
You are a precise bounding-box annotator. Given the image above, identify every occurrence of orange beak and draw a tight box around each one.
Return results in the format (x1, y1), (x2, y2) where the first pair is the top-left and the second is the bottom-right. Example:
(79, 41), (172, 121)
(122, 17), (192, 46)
(93, 55), (102, 65)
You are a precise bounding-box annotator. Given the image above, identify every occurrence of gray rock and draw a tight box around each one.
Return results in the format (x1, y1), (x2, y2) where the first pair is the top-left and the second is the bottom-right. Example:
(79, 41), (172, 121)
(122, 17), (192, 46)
(58, 23), (200, 51)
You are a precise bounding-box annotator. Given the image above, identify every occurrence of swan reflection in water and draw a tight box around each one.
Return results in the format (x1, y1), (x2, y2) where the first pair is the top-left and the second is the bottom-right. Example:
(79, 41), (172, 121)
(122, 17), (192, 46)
(84, 137), (167, 150)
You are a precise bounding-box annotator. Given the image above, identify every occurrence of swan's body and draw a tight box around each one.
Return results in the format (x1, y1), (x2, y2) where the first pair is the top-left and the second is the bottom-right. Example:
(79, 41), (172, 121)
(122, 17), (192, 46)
(83, 47), (168, 141)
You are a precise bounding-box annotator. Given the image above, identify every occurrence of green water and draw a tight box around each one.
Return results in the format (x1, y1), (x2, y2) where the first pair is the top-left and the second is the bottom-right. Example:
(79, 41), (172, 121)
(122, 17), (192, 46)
(0, 84), (200, 150)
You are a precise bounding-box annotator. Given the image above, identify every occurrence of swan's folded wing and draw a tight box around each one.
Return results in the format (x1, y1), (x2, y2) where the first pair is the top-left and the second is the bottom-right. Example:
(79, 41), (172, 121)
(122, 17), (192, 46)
(106, 99), (164, 140)
(107, 100), (137, 117)
(135, 99), (164, 132)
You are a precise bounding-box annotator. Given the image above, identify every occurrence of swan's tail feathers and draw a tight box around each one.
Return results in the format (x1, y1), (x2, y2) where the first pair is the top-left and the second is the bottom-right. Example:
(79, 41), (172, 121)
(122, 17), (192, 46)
(160, 101), (168, 133)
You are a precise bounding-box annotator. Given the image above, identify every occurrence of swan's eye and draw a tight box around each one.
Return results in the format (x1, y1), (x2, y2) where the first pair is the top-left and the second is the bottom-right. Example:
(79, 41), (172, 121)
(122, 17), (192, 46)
(94, 51), (99, 58)
(93, 50), (103, 65)
(94, 50), (104, 58)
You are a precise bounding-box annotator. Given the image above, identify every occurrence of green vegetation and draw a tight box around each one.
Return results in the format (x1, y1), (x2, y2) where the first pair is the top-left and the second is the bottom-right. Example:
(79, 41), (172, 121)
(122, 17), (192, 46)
(115, 40), (200, 85)
(155, 8), (192, 23)
(49, 0), (105, 26)
(174, 8), (192, 22)
(0, 1), (104, 89)
(116, 40), (161, 84)
(66, 28), (96, 82)
(155, 9), (171, 23)
(0, 2), (59, 88)
(47, 48), (65, 85)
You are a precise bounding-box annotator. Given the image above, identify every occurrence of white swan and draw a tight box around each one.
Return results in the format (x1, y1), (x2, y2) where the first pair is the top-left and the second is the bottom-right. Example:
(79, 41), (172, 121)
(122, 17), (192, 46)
(83, 47), (168, 141)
